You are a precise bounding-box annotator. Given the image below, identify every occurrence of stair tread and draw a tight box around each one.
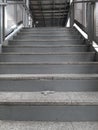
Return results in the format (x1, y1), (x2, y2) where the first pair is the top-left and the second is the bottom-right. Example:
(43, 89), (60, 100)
(10, 39), (83, 41)
(3, 45), (87, 47)
(15, 36), (80, 38)
(0, 92), (98, 105)
(2, 45), (89, 53)
(1, 52), (95, 55)
(0, 62), (97, 65)
(20, 31), (77, 33)
(18, 33), (79, 36)
(0, 27), (98, 122)
(11, 39), (82, 42)
(23, 27), (70, 28)
(0, 121), (98, 130)
(21, 29), (75, 32)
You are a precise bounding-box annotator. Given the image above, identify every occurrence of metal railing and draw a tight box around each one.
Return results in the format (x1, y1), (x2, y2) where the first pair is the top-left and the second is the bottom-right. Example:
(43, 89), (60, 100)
(0, 0), (33, 45)
(70, 0), (98, 44)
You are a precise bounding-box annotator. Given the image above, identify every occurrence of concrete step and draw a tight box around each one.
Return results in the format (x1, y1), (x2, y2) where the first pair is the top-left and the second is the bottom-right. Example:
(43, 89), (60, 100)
(22, 27), (72, 30)
(1, 91), (98, 105)
(11, 38), (83, 42)
(14, 36), (82, 40)
(1, 27), (98, 122)
(17, 32), (80, 36)
(13, 37), (82, 41)
(0, 91), (98, 121)
(22, 27), (73, 30)
(0, 62), (98, 74)
(0, 74), (98, 92)
(18, 31), (79, 35)
(0, 121), (98, 130)
(20, 31), (79, 35)
(15, 34), (81, 38)
(2, 45), (89, 53)
(0, 52), (95, 62)
(9, 40), (85, 46)
(22, 28), (76, 31)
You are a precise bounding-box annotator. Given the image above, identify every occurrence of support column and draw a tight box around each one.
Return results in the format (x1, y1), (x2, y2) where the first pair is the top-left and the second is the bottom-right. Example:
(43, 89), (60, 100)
(0, 1), (6, 45)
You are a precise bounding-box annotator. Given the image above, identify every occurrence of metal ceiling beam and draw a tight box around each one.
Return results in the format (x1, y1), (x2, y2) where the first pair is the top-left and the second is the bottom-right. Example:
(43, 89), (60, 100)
(36, 18), (64, 20)
(30, 2), (69, 4)
(30, 3), (68, 5)
(31, 7), (67, 11)
(31, 0), (70, 3)
(33, 10), (68, 13)
(34, 13), (68, 16)
(35, 16), (65, 18)
(29, 0), (70, 27)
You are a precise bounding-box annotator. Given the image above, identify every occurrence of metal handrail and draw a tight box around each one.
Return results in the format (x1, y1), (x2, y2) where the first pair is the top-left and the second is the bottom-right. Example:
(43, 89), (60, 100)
(0, 0), (33, 45)
(71, 0), (98, 43)
(6, 0), (32, 16)
(73, 0), (97, 4)
(0, 2), (7, 5)
(23, 4), (32, 17)
(0, 0), (31, 16)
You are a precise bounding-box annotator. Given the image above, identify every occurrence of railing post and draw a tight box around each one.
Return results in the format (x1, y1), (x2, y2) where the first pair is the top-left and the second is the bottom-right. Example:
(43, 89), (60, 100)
(23, 8), (27, 27)
(25, 11), (29, 27)
(87, 2), (94, 43)
(23, 6), (31, 27)
(0, 0), (6, 45)
(70, 2), (74, 27)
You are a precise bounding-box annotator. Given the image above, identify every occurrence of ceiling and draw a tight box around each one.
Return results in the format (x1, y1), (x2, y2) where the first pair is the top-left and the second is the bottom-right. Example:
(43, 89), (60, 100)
(29, 0), (70, 27)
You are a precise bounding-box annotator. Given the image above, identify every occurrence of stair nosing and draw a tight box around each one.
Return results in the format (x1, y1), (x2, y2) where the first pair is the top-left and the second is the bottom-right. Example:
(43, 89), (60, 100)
(0, 74), (98, 80)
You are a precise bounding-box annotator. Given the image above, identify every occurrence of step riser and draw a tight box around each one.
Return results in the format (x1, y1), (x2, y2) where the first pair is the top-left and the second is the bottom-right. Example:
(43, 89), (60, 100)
(0, 54), (95, 62)
(2, 47), (89, 53)
(9, 41), (84, 45)
(0, 105), (98, 121)
(0, 64), (98, 74)
(0, 80), (98, 92)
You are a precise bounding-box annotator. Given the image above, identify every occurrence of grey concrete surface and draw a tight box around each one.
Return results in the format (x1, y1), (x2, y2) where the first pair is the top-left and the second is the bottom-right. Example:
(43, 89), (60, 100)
(0, 121), (98, 130)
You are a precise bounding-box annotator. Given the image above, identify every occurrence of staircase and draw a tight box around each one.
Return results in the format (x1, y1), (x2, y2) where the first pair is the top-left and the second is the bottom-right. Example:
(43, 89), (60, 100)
(0, 27), (98, 129)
